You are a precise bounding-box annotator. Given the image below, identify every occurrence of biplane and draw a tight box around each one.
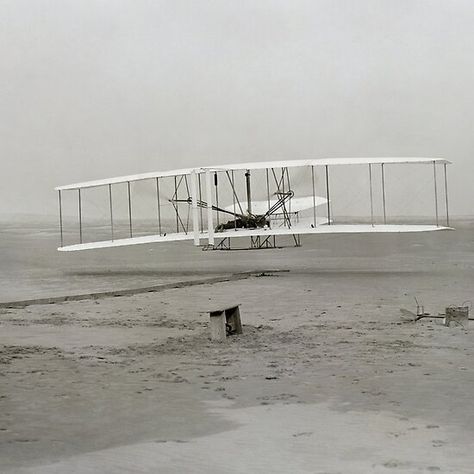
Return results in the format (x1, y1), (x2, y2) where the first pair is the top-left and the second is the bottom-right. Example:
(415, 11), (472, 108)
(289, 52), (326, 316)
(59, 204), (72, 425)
(55, 157), (452, 252)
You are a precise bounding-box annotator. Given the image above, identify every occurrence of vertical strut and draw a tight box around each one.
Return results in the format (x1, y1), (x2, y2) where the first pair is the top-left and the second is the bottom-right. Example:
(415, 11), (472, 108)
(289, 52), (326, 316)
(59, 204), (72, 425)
(369, 164), (374, 227)
(78, 188), (83, 243)
(174, 176), (179, 233)
(433, 161), (439, 226)
(127, 181), (133, 237)
(58, 190), (63, 247)
(280, 169), (288, 227)
(444, 163), (450, 227)
(155, 178), (162, 235)
(190, 170), (199, 246)
(266, 168), (270, 214)
(325, 165), (331, 225)
(245, 169), (251, 214)
(205, 169), (214, 246)
(232, 170), (237, 231)
(214, 172), (219, 226)
(198, 174), (203, 233)
(108, 184), (114, 241)
(311, 166), (317, 227)
(381, 163), (387, 224)
(285, 168), (291, 216)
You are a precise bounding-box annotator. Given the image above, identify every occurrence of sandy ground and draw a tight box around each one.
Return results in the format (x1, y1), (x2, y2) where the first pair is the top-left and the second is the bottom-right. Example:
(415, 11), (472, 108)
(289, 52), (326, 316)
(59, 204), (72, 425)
(1, 261), (474, 473)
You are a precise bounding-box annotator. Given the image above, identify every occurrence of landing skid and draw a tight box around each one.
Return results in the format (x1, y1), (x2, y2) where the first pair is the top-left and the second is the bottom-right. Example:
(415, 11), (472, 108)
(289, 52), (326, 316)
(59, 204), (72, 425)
(202, 234), (302, 251)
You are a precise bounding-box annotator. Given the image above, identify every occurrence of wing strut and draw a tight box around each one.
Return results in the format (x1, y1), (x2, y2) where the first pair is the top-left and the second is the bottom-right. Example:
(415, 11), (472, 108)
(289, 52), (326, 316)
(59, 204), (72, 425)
(205, 169), (214, 245)
(190, 170), (199, 246)
(127, 182), (133, 237)
(78, 189), (83, 243)
(444, 163), (449, 227)
(173, 176), (179, 233)
(311, 166), (317, 227)
(381, 163), (387, 224)
(214, 172), (220, 226)
(169, 176), (189, 234)
(108, 184), (114, 241)
(433, 160), (439, 226)
(232, 170), (237, 231)
(245, 169), (252, 214)
(325, 165), (331, 225)
(265, 169), (271, 214)
(58, 190), (63, 247)
(198, 174), (203, 233)
(369, 164), (374, 227)
(155, 177), (162, 236)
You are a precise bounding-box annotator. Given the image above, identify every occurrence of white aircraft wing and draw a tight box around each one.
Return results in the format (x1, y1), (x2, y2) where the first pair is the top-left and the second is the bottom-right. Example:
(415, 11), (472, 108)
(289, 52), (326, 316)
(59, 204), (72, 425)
(58, 232), (194, 252)
(213, 224), (451, 239)
(58, 223), (451, 252)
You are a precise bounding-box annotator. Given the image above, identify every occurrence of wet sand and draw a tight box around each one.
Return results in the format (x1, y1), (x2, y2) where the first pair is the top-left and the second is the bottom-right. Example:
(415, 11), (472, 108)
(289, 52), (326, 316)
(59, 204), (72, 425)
(1, 222), (474, 472)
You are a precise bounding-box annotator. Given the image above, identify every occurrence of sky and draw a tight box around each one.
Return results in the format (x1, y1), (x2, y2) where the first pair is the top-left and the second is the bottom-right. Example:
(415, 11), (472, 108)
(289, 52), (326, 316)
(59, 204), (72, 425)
(1, 0), (473, 217)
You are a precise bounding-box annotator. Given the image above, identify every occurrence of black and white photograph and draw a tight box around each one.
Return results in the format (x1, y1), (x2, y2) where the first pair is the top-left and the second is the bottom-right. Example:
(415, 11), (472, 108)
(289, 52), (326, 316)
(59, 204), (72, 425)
(1, 1), (473, 472)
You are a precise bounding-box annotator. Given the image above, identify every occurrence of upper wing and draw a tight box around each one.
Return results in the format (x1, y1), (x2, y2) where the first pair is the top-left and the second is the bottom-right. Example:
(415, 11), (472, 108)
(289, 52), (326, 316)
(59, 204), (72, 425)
(55, 157), (450, 191)
(208, 157), (451, 173)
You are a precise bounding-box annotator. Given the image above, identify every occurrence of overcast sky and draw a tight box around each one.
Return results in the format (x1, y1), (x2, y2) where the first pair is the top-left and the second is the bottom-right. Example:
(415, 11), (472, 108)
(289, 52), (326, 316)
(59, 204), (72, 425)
(1, 0), (473, 217)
